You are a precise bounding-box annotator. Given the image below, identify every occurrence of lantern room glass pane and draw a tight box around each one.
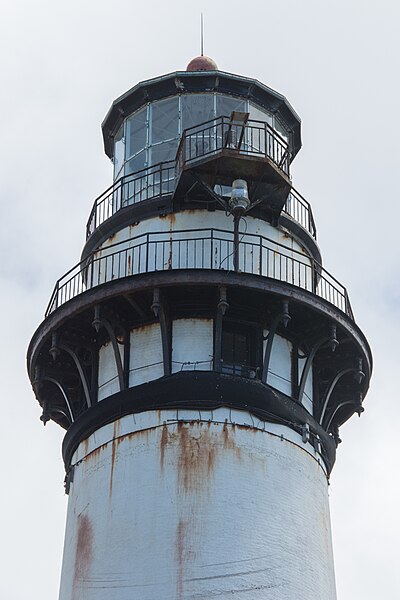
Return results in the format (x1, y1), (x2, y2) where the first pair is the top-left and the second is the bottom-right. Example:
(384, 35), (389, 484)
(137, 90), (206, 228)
(114, 124), (125, 180)
(126, 107), (147, 160)
(249, 103), (273, 126)
(150, 140), (179, 166)
(125, 149), (146, 176)
(151, 97), (179, 144)
(216, 95), (247, 118)
(273, 117), (288, 141)
(181, 94), (215, 130)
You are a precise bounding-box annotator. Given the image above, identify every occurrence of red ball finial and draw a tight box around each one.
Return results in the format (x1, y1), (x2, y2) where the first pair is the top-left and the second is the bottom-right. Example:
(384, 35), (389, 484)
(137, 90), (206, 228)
(186, 56), (218, 72)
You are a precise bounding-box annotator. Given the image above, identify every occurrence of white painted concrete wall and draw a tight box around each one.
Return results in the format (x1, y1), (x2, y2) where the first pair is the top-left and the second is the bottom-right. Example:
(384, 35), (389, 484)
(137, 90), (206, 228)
(129, 323), (164, 386)
(97, 323), (311, 414)
(264, 333), (293, 397)
(98, 341), (124, 401)
(88, 212), (313, 291)
(299, 355), (314, 414)
(59, 408), (335, 600)
(171, 319), (213, 373)
(99, 211), (309, 257)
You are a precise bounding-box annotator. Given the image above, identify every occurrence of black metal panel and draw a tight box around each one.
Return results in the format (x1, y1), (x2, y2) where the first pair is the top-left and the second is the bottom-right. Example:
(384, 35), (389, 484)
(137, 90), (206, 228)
(27, 270), (372, 381)
(62, 371), (337, 474)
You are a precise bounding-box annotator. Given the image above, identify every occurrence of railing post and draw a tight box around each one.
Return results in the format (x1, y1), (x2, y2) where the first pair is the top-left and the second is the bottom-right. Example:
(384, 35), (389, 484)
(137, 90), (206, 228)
(90, 255), (94, 290)
(145, 233), (149, 273)
(264, 123), (268, 159)
(233, 215), (240, 272)
(259, 236), (263, 276)
(55, 282), (60, 311)
(312, 259), (317, 295)
(210, 229), (214, 269)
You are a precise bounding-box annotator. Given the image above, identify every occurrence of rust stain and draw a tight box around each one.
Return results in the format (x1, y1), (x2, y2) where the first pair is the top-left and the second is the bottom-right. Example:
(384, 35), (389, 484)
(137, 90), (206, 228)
(177, 422), (216, 494)
(89, 445), (105, 460)
(72, 513), (93, 600)
(82, 437), (89, 455)
(109, 420), (120, 497)
(169, 212), (176, 224)
(160, 424), (168, 471)
(223, 420), (242, 461)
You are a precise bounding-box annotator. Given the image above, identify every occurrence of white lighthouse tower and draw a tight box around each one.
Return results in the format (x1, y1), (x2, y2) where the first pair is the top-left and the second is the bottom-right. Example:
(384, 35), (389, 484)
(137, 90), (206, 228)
(28, 56), (372, 600)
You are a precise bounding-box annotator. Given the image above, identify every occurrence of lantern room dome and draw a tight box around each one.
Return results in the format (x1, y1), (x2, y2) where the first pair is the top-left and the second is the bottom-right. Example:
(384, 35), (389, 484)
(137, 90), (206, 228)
(186, 55), (218, 71)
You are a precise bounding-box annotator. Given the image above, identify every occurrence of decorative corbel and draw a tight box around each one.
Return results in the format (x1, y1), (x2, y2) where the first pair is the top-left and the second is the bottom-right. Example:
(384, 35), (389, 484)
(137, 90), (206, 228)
(33, 368), (75, 424)
(324, 392), (365, 433)
(319, 358), (365, 427)
(49, 332), (92, 408)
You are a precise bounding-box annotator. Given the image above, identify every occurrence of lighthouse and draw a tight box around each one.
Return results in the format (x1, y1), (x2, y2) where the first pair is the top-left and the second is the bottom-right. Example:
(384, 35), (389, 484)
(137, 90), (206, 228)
(27, 56), (372, 599)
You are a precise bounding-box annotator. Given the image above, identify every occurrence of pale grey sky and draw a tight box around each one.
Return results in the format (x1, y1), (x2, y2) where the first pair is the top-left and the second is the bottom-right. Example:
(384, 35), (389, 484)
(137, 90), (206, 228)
(1, 1), (399, 598)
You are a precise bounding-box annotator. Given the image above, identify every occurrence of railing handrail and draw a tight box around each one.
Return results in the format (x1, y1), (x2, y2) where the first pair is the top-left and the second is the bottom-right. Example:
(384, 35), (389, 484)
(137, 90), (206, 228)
(84, 226), (315, 265)
(46, 227), (350, 318)
(85, 116), (319, 241)
(85, 158), (317, 241)
(177, 115), (290, 172)
(181, 114), (288, 146)
(285, 187), (317, 239)
(86, 160), (175, 238)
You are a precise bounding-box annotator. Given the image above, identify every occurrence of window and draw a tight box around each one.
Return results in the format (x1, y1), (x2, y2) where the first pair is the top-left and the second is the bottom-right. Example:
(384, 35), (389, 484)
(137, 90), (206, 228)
(114, 94), (290, 180)
(220, 322), (262, 378)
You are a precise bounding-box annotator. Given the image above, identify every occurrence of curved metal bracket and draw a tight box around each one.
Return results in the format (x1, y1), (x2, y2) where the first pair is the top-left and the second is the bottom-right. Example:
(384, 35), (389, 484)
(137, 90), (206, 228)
(92, 307), (125, 392)
(151, 289), (171, 376)
(261, 300), (291, 384)
(297, 324), (340, 406)
(214, 286), (229, 372)
(319, 368), (356, 426)
(297, 336), (329, 405)
(35, 376), (75, 423)
(325, 400), (359, 432)
(49, 334), (92, 409)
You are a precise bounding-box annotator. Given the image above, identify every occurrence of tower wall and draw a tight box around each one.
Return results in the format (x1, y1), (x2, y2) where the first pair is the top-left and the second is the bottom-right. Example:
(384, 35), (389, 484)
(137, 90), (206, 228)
(96, 211), (313, 261)
(59, 409), (336, 600)
(97, 320), (314, 412)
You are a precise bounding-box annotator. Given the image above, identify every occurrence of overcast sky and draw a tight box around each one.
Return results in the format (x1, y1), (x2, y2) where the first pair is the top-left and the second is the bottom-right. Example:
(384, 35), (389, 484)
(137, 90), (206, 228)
(1, 1), (399, 598)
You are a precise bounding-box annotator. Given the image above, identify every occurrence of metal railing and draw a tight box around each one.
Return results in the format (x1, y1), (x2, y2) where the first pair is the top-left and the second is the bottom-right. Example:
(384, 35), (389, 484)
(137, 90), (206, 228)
(46, 228), (351, 318)
(176, 115), (291, 177)
(85, 167), (316, 241)
(284, 188), (317, 239)
(86, 161), (175, 238)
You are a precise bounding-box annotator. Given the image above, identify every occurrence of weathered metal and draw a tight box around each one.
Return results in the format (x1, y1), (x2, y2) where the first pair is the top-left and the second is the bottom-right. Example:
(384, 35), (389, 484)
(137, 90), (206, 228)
(59, 409), (336, 600)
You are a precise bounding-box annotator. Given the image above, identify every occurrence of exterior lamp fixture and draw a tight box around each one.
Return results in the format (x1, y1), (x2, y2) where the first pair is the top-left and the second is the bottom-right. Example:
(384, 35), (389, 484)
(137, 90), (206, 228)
(230, 179), (250, 272)
(229, 179), (250, 214)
